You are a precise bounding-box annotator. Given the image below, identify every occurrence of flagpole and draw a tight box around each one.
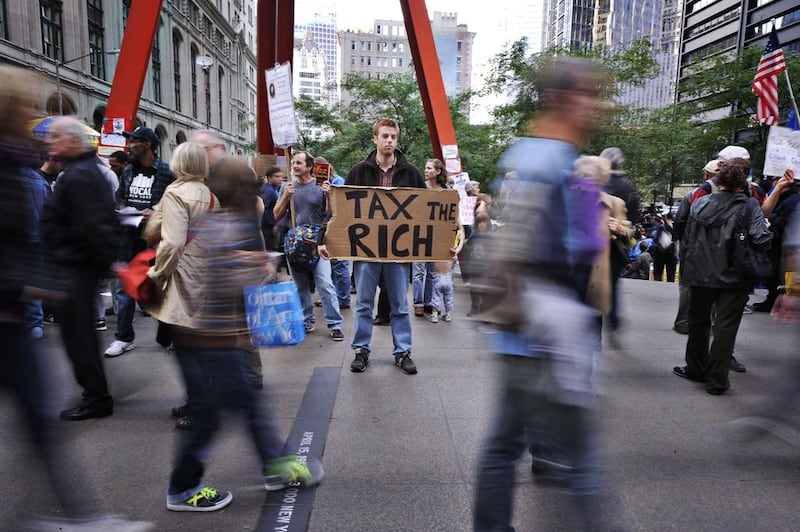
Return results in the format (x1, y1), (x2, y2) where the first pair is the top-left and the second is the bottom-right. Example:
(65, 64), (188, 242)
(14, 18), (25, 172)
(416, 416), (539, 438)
(784, 70), (800, 124)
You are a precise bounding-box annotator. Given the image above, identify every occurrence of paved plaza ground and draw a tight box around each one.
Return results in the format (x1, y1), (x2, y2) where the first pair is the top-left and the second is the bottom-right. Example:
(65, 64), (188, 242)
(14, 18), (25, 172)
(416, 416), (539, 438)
(2, 276), (799, 531)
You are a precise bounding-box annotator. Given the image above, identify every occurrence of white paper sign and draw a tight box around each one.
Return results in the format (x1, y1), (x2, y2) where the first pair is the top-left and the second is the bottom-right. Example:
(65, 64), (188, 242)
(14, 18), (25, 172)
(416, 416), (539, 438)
(764, 125), (800, 177)
(265, 62), (299, 148)
(100, 117), (127, 148)
(459, 196), (477, 226)
(442, 144), (459, 159)
(445, 158), (462, 174)
(450, 172), (470, 199)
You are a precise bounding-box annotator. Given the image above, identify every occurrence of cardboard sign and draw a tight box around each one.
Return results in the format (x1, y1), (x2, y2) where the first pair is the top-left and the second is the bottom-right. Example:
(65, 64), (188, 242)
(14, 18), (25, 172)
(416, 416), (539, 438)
(764, 125), (800, 177)
(313, 162), (331, 185)
(326, 186), (460, 262)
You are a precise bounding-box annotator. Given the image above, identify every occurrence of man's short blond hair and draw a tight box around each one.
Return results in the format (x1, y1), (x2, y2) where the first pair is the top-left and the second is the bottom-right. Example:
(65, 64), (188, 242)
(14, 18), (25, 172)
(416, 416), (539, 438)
(372, 118), (399, 137)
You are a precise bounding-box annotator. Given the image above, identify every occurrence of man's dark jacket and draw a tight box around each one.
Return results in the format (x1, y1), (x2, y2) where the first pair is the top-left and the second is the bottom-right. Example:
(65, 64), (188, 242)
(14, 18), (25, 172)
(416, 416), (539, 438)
(41, 150), (120, 270)
(681, 191), (772, 288)
(345, 149), (425, 188)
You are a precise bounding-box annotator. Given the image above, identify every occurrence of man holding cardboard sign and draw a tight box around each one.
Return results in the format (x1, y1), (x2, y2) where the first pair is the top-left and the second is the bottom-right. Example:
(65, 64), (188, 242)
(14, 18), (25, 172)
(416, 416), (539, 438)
(273, 151), (344, 341)
(343, 118), (426, 374)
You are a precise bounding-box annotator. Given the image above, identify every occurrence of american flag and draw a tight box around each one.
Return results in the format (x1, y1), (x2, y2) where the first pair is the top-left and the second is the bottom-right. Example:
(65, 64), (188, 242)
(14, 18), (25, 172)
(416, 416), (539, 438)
(752, 30), (787, 125)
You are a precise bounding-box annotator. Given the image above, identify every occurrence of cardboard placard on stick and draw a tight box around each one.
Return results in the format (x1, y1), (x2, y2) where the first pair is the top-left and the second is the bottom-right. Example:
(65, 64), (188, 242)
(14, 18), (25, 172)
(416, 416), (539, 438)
(326, 186), (460, 262)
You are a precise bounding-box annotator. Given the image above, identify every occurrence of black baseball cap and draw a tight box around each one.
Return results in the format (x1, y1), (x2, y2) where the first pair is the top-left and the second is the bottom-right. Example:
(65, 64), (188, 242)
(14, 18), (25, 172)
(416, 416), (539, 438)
(123, 126), (160, 146)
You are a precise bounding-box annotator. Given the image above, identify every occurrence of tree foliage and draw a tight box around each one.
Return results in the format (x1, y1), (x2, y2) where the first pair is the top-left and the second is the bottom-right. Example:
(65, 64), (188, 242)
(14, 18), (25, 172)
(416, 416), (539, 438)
(294, 73), (507, 187)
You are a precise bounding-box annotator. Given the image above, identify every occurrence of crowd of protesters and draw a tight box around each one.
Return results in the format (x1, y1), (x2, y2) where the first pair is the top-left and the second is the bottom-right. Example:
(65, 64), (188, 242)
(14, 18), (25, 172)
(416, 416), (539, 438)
(4, 54), (800, 531)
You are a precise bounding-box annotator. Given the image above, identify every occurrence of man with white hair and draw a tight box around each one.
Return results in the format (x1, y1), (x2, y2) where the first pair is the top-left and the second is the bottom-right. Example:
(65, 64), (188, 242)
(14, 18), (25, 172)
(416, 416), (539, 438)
(41, 117), (121, 420)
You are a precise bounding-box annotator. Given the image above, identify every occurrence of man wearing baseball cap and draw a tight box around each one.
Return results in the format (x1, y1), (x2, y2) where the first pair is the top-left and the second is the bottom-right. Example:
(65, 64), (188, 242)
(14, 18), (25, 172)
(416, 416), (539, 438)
(105, 126), (174, 358)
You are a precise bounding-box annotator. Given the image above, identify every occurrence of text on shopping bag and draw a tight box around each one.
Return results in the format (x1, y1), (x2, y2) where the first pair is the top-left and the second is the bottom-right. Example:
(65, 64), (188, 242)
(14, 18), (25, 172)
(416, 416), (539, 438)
(243, 283), (306, 347)
(325, 186), (460, 261)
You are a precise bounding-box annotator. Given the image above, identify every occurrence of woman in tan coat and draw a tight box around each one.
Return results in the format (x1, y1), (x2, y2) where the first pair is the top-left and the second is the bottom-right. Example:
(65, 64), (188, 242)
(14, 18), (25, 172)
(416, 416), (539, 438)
(575, 155), (633, 343)
(143, 142), (216, 327)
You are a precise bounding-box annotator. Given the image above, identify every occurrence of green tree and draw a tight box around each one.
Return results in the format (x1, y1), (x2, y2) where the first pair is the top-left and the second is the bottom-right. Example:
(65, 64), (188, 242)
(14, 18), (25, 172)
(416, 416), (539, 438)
(677, 46), (800, 175)
(294, 73), (507, 188)
(482, 38), (660, 136)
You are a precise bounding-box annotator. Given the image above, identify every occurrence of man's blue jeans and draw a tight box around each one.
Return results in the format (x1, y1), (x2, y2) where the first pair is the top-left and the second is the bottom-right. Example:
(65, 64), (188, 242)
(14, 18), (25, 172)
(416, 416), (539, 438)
(114, 280), (136, 342)
(352, 262), (411, 355)
(474, 355), (601, 531)
(330, 259), (351, 306)
(412, 261), (435, 307)
(290, 258), (343, 329)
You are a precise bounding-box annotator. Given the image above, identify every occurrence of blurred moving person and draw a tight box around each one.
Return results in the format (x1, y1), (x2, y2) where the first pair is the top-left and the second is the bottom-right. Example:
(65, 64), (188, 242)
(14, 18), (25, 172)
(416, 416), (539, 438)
(473, 57), (614, 531)
(0, 64), (151, 532)
(41, 117), (120, 421)
(163, 157), (323, 512)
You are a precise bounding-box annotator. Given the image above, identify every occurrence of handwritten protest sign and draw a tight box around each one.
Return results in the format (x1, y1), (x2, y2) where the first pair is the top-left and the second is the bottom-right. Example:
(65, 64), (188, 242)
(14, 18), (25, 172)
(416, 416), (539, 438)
(326, 186), (460, 262)
(764, 125), (800, 177)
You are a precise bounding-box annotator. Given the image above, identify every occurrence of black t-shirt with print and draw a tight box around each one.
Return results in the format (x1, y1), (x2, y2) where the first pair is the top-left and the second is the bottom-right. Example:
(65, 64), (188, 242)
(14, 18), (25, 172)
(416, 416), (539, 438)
(126, 166), (157, 211)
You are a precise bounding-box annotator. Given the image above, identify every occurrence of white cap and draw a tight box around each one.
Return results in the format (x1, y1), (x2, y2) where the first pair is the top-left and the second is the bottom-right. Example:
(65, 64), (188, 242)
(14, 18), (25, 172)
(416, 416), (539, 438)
(703, 159), (721, 174)
(718, 145), (750, 161)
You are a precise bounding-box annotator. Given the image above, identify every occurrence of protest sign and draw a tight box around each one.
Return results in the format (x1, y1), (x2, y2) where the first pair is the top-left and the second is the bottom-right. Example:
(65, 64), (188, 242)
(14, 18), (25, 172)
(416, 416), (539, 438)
(764, 125), (800, 177)
(265, 62), (299, 147)
(326, 186), (460, 262)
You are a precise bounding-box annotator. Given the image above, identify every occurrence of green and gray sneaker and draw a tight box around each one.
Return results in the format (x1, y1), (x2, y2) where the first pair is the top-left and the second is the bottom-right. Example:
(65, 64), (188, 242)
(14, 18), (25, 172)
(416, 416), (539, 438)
(166, 486), (233, 512)
(264, 455), (324, 491)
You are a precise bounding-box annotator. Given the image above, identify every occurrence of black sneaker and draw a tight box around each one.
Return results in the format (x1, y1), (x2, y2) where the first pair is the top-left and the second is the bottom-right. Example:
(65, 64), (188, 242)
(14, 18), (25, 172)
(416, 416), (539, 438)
(330, 329), (344, 341)
(95, 318), (107, 331)
(672, 366), (704, 383)
(394, 351), (417, 374)
(350, 348), (369, 372)
(166, 486), (232, 512)
(730, 356), (746, 373)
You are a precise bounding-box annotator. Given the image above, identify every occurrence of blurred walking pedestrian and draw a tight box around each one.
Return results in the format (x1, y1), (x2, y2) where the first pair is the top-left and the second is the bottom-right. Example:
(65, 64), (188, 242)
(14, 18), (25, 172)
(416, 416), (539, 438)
(473, 57), (615, 531)
(163, 157), (322, 512)
(0, 64), (151, 532)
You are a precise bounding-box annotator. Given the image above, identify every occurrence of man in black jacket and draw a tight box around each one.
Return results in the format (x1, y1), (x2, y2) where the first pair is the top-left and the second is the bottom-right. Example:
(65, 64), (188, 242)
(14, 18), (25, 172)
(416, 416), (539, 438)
(673, 159), (772, 395)
(345, 118), (425, 375)
(41, 117), (120, 420)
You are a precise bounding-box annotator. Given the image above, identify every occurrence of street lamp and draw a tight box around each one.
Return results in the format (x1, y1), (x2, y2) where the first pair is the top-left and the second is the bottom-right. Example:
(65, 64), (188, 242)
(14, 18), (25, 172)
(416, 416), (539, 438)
(195, 55), (214, 128)
(56, 48), (121, 115)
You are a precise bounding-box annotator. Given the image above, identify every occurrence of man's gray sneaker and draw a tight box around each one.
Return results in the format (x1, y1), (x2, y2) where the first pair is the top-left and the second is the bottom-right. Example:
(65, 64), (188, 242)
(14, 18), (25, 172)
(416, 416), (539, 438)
(350, 348), (369, 372)
(394, 351), (417, 374)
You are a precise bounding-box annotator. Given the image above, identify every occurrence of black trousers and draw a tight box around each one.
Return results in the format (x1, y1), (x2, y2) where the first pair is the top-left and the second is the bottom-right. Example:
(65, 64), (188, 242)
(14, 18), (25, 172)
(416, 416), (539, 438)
(59, 266), (112, 406)
(653, 250), (677, 283)
(685, 286), (749, 393)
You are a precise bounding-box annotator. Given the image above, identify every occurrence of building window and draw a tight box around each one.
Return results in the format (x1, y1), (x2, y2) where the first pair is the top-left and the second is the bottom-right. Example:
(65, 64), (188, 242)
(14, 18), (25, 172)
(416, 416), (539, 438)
(217, 66), (224, 127)
(351, 40), (355, 50)
(151, 21), (162, 103)
(0, 0), (8, 39)
(190, 45), (198, 119)
(376, 24), (381, 34)
(189, 2), (199, 26)
(173, 31), (182, 112)
(40, 0), (63, 61)
(87, 0), (107, 77)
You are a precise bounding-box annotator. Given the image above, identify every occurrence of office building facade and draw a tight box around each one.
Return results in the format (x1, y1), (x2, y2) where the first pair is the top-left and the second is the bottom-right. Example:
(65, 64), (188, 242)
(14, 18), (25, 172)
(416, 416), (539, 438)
(0, 0), (258, 160)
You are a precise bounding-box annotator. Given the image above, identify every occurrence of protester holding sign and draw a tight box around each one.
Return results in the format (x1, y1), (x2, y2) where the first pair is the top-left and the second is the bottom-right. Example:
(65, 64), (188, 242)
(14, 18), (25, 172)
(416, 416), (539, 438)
(273, 151), (344, 341)
(413, 158), (448, 317)
(344, 118), (426, 375)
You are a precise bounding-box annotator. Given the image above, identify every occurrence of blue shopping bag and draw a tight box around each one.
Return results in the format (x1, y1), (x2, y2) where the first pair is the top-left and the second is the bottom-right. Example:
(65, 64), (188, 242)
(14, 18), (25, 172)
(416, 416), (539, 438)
(243, 282), (306, 347)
